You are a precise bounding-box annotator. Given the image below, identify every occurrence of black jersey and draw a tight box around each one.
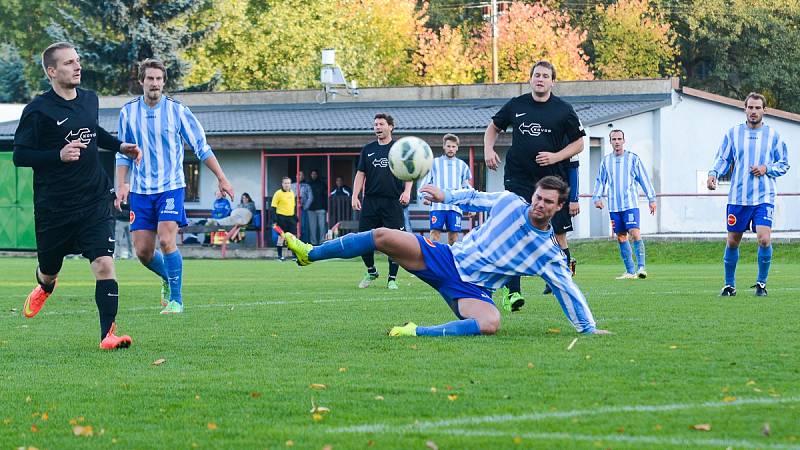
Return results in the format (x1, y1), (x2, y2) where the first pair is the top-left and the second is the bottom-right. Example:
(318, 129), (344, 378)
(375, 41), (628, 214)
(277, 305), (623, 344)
(492, 93), (585, 186)
(13, 88), (122, 217)
(357, 140), (404, 198)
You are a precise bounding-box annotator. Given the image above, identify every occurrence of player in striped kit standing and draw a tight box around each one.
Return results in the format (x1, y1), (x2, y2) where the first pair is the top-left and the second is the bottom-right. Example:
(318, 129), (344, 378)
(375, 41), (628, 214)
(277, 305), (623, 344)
(707, 93), (790, 297)
(591, 129), (657, 279)
(281, 176), (609, 336)
(115, 59), (234, 314)
(417, 133), (472, 245)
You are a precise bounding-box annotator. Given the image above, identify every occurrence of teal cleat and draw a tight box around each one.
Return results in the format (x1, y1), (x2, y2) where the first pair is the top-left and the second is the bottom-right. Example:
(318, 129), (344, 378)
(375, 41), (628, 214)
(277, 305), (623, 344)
(358, 271), (379, 288)
(160, 301), (184, 315)
(387, 280), (399, 290)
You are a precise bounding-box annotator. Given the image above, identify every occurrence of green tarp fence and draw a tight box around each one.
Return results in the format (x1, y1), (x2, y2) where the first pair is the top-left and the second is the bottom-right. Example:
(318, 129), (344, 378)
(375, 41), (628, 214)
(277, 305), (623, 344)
(0, 152), (35, 250)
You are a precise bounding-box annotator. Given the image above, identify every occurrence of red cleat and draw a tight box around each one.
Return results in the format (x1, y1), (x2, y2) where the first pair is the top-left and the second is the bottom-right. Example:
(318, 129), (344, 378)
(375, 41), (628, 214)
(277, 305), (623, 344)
(99, 323), (132, 350)
(23, 283), (54, 318)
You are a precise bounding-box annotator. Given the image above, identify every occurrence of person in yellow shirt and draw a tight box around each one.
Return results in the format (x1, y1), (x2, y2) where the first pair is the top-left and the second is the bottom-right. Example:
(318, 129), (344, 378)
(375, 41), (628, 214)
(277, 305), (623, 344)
(271, 176), (297, 261)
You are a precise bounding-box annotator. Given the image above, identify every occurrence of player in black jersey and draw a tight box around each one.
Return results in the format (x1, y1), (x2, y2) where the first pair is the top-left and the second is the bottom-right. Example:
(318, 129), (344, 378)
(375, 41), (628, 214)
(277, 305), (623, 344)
(351, 113), (413, 290)
(483, 60), (586, 312)
(13, 42), (141, 349)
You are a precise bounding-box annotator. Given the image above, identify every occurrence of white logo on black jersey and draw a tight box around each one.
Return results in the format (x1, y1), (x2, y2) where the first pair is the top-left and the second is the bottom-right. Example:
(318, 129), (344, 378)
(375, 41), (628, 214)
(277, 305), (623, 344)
(64, 127), (95, 145)
(519, 122), (551, 137)
(515, 113), (526, 117)
(57, 118), (69, 125)
(372, 158), (389, 168)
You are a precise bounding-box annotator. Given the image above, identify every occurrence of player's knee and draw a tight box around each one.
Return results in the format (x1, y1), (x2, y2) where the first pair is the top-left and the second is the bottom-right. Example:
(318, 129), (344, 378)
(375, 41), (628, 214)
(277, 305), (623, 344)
(135, 247), (152, 263)
(616, 233), (628, 243)
(479, 315), (501, 335)
(758, 236), (771, 247)
(372, 227), (390, 244)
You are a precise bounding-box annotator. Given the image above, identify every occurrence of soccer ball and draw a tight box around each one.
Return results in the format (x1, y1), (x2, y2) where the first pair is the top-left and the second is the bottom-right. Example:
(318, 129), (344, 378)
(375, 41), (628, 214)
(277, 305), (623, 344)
(388, 136), (434, 181)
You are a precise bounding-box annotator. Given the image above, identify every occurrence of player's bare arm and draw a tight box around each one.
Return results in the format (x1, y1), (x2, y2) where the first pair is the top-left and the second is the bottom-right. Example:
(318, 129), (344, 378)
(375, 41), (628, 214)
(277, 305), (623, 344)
(119, 142), (141, 164)
(203, 155), (234, 200)
(351, 171), (365, 211)
(115, 165), (130, 211)
(399, 181), (412, 205)
(483, 122), (502, 170)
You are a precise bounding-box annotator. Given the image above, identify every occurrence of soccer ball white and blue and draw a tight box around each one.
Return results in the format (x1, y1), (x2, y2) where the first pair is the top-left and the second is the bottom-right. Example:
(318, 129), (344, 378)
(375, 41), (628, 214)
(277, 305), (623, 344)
(388, 136), (434, 181)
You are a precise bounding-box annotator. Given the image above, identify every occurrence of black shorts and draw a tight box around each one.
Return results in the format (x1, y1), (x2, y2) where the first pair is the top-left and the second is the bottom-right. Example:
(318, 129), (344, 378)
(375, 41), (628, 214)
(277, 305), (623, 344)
(359, 196), (404, 232)
(505, 179), (573, 235)
(275, 214), (297, 235)
(35, 200), (116, 275)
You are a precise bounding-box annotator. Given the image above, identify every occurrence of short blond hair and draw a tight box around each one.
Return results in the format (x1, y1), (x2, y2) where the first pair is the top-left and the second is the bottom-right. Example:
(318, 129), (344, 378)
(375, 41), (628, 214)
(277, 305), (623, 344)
(443, 133), (459, 146)
(41, 42), (75, 76)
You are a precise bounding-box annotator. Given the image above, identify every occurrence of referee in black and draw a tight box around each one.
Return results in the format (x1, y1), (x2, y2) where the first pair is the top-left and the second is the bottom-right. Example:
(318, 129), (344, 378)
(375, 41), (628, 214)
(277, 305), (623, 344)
(484, 60), (586, 313)
(351, 113), (413, 290)
(13, 42), (141, 349)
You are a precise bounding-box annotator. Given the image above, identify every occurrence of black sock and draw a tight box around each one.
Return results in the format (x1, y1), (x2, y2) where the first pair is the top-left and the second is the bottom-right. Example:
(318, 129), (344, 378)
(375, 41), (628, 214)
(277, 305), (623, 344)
(277, 246), (283, 258)
(507, 275), (521, 294)
(95, 279), (119, 340)
(36, 268), (55, 293)
(563, 247), (571, 261)
(362, 252), (375, 270)
(388, 258), (399, 279)
(367, 266), (378, 275)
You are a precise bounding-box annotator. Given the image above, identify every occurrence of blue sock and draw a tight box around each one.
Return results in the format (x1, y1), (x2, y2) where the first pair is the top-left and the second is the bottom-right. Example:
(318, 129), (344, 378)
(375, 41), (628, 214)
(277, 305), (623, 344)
(308, 230), (376, 261)
(632, 239), (646, 269)
(145, 250), (168, 281)
(416, 319), (481, 336)
(757, 245), (772, 284)
(618, 241), (635, 274)
(164, 250), (183, 304)
(723, 246), (739, 287)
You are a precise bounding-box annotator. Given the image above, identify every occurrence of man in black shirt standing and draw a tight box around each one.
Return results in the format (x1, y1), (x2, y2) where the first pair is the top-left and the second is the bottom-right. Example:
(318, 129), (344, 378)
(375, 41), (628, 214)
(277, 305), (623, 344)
(484, 60), (586, 313)
(13, 42), (141, 349)
(352, 113), (412, 290)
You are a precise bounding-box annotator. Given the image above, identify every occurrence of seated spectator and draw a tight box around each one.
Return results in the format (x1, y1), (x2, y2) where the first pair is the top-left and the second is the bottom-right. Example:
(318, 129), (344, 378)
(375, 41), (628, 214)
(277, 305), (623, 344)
(211, 190), (232, 219)
(238, 192), (257, 217)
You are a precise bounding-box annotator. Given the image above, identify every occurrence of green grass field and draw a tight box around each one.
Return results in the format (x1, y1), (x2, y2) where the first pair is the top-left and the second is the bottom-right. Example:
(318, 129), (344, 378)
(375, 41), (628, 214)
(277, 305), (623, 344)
(1, 241), (799, 449)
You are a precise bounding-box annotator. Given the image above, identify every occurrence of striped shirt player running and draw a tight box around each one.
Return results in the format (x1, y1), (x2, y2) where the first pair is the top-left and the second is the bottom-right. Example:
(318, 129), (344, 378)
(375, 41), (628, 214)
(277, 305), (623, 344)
(707, 92), (790, 297)
(115, 59), (234, 314)
(591, 129), (657, 280)
(417, 133), (472, 245)
(280, 176), (610, 337)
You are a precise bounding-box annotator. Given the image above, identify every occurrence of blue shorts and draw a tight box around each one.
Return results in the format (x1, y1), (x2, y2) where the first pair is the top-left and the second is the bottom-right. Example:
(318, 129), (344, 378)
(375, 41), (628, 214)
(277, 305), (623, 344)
(129, 188), (188, 231)
(609, 208), (640, 234)
(430, 210), (462, 232)
(407, 235), (494, 319)
(726, 203), (773, 233)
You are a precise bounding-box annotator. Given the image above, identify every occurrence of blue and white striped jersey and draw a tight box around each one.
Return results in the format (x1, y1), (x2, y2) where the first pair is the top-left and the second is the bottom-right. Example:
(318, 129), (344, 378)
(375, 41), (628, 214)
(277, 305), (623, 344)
(591, 151), (656, 212)
(709, 123), (790, 205)
(444, 188), (596, 333)
(417, 156), (472, 213)
(116, 95), (215, 194)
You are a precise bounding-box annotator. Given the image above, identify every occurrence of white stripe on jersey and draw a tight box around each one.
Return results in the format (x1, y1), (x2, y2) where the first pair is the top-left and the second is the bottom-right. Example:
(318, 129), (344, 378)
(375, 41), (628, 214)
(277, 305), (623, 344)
(709, 123), (790, 206)
(116, 96), (214, 195)
(591, 151), (656, 212)
(445, 188), (596, 333)
(417, 156), (472, 213)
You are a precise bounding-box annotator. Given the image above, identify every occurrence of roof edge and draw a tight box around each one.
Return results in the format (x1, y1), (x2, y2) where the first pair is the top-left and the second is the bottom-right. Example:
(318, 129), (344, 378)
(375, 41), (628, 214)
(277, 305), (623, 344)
(681, 86), (800, 123)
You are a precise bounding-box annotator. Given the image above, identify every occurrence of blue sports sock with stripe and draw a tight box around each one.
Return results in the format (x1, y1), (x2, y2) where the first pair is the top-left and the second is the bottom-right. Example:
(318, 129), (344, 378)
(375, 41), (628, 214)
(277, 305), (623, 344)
(632, 239), (646, 269)
(164, 250), (183, 304)
(723, 246), (739, 287)
(144, 249), (168, 281)
(618, 241), (635, 274)
(756, 245), (772, 284)
(309, 230), (376, 261)
(416, 319), (481, 336)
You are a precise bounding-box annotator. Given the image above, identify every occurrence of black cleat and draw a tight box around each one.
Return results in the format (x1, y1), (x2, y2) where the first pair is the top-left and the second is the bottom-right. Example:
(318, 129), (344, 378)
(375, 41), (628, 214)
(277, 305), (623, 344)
(719, 285), (737, 296)
(751, 283), (768, 297)
(542, 284), (552, 295)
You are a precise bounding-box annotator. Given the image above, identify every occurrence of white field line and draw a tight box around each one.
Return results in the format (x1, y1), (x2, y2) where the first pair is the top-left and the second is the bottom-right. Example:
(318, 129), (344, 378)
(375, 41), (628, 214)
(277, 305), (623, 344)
(330, 395), (800, 434)
(436, 429), (800, 449)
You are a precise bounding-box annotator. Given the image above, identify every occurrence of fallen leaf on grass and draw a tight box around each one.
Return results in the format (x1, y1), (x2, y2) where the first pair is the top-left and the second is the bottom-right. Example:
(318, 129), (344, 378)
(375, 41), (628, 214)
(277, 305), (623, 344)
(409, 344), (418, 350)
(616, 426), (625, 433)
(322, 445), (332, 450)
(746, 380), (757, 386)
(367, 439), (375, 447)
(207, 422), (217, 430)
(195, 395), (201, 400)
(527, 362), (534, 369)
(30, 424), (39, 433)
(338, 367), (347, 373)
(447, 394), (458, 401)
(312, 413), (324, 422)
(762, 423), (771, 436)
(691, 423), (711, 431)
(654, 424), (663, 431)
(425, 440), (438, 450)
(567, 338), (578, 351)
(72, 425), (93, 437)
(250, 392), (262, 398)
(547, 328), (561, 334)
(285, 440), (294, 447)
(2, 418), (11, 424)
(669, 345), (678, 349)
(723, 396), (737, 402)
(309, 384), (327, 390)
(374, 395), (384, 401)
(513, 436), (522, 444)
(25, 396), (31, 403)
(430, 387), (437, 394)
(152, 358), (166, 366)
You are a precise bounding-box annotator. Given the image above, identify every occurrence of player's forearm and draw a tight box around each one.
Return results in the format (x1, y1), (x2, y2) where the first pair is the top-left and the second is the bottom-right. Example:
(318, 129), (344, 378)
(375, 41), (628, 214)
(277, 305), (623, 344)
(115, 165), (130, 187)
(352, 172), (365, 198)
(97, 126), (123, 152)
(548, 275), (597, 334)
(444, 188), (502, 212)
(12, 145), (61, 168)
(483, 123), (500, 153)
(556, 137), (584, 162)
(403, 181), (413, 195)
(766, 159), (790, 177)
(203, 156), (229, 183)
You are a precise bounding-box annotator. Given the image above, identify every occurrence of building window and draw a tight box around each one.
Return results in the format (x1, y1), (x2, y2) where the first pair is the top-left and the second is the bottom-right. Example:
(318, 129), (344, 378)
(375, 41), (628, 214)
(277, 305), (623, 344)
(184, 160), (200, 202)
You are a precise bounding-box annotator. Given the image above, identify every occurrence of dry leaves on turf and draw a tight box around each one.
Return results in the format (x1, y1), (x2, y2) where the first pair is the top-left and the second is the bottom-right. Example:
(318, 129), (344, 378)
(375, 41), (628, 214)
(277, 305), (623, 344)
(338, 367), (347, 373)
(310, 384), (327, 390)
(207, 422), (218, 430)
(72, 425), (94, 437)
(447, 394), (458, 401)
(285, 440), (294, 447)
(152, 358), (166, 366)
(425, 440), (438, 450)
(723, 396), (737, 402)
(249, 392), (262, 398)
(30, 424), (39, 433)
(762, 423), (771, 436)
(691, 423), (711, 431)
(527, 362), (535, 369)
(374, 395), (384, 401)
(567, 338), (578, 351)
(547, 328), (561, 334)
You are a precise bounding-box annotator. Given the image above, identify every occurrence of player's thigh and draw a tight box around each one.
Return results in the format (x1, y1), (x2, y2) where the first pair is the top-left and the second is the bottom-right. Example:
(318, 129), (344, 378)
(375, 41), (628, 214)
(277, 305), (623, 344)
(755, 225), (771, 246)
(457, 298), (501, 333)
(75, 202), (117, 262)
(35, 218), (77, 276)
(155, 188), (188, 229)
(372, 228), (425, 271)
(379, 200), (404, 231)
(157, 220), (179, 249)
(358, 201), (382, 232)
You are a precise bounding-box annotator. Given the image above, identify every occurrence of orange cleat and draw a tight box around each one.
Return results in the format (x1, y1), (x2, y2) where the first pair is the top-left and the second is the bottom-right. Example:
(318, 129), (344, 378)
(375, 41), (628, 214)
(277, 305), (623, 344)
(99, 323), (132, 350)
(23, 283), (55, 318)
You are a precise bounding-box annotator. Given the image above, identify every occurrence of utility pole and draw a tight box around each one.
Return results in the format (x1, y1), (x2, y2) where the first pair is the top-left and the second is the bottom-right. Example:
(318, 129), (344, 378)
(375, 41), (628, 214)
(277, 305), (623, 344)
(491, 0), (498, 84)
